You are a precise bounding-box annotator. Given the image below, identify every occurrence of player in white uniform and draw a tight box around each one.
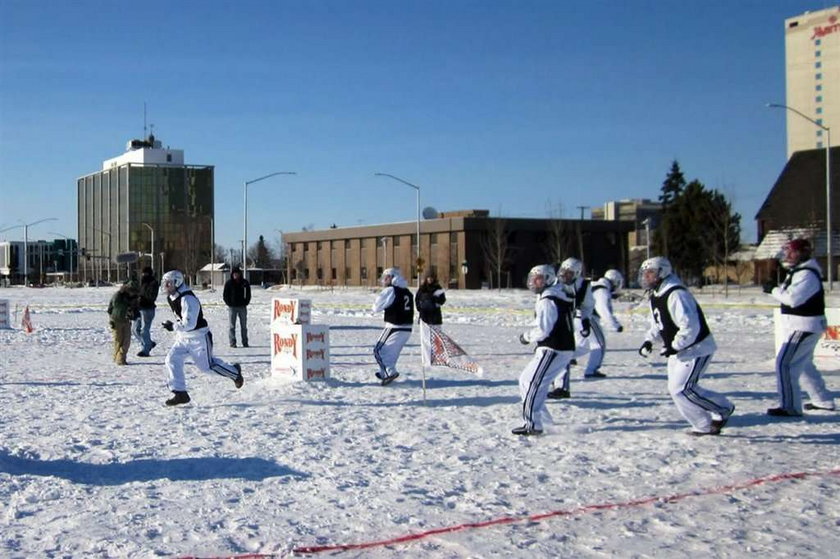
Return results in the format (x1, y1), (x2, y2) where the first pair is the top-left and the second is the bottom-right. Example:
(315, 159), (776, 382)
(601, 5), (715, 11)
(638, 257), (734, 436)
(764, 239), (835, 415)
(372, 268), (414, 386)
(159, 270), (243, 406)
(587, 269), (625, 376)
(547, 257), (597, 399)
(513, 265), (575, 435)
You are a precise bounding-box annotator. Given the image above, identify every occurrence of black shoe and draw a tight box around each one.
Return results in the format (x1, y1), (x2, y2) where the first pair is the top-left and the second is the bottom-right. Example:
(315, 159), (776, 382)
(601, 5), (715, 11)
(546, 388), (570, 399)
(585, 371), (607, 378)
(230, 343), (237, 348)
(166, 391), (191, 406)
(136, 351), (150, 357)
(767, 407), (802, 417)
(233, 363), (244, 389)
(804, 403), (836, 411)
(710, 404), (735, 434)
(569, 359), (577, 366)
(151, 341), (157, 350)
(381, 372), (399, 386)
(242, 343), (249, 348)
(512, 425), (543, 436)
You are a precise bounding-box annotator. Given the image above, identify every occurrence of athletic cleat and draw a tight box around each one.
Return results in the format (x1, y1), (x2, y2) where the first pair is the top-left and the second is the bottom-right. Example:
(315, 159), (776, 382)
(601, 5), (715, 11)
(710, 404), (735, 434)
(546, 388), (570, 399)
(569, 359), (577, 366)
(767, 407), (802, 417)
(512, 425), (543, 436)
(584, 371), (607, 378)
(166, 391), (191, 406)
(804, 403), (836, 411)
(233, 363), (244, 388)
(381, 372), (399, 386)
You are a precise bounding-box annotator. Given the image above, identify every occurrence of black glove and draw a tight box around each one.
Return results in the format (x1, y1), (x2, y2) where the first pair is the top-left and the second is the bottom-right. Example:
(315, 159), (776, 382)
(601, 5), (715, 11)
(519, 333), (529, 345)
(109, 320), (115, 329)
(762, 279), (778, 294)
(616, 325), (624, 333)
(161, 320), (174, 332)
(660, 347), (677, 357)
(580, 318), (591, 338)
(638, 340), (653, 357)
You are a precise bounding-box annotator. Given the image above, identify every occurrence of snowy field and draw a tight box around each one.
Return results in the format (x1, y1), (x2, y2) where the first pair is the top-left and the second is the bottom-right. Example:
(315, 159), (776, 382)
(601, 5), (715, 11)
(0, 283), (838, 558)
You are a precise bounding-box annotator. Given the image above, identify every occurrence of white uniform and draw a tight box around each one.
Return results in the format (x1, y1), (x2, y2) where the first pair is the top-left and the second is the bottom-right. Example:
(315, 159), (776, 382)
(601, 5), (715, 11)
(644, 275), (733, 434)
(768, 258), (835, 412)
(165, 285), (239, 392)
(372, 274), (413, 380)
(518, 284), (575, 431)
(555, 276), (600, 389)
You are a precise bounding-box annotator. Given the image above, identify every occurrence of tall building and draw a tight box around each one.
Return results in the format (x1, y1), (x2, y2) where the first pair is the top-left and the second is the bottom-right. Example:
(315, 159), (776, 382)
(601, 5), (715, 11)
(77, 135), (214, 283)
(783, 6), (840, 158)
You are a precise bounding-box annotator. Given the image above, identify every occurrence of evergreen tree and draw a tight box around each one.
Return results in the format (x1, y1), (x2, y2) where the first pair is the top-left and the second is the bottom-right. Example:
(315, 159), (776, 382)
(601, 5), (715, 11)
(653, 160), (686, 257)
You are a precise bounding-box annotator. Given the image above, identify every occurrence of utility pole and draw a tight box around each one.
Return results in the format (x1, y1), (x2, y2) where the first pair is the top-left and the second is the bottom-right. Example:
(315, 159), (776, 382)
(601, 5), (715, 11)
(576, 206), (590, 220)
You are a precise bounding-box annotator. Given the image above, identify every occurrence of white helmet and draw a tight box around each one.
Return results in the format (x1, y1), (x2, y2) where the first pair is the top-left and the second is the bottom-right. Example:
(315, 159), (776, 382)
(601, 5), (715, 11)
(160, 269), (185, 293)
(380, 267), (402, 286)
(527, 264), (557, 294)
(604, 269), (624, 291)
(558, 257), (583, 284)
(638, 257), (672, 290)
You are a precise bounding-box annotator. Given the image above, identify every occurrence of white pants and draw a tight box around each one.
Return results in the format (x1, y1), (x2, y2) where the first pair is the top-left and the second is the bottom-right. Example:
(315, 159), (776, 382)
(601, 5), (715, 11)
(667, 353), (732, 432)
(519, 347), (574, 431)
(554, 318), (606, 390)
(776, 330), (835, 412)
(166, 330), (239, 392)
(373, 327), (411, 378)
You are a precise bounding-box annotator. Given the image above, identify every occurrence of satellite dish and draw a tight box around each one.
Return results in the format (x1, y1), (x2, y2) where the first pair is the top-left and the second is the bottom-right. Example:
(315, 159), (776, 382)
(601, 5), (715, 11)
(422, 206), (439, 219)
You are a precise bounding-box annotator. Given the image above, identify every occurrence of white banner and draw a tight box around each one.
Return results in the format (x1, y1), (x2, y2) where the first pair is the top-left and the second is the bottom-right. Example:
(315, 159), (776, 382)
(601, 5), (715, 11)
(773, 307), (839, 359)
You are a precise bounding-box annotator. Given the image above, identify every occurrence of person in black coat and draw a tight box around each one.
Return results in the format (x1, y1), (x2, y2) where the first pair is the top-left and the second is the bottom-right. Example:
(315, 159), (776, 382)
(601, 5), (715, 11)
(133, 267), (159, 357)
(222, 266), (251, 348)
(415, 273), (446, 325)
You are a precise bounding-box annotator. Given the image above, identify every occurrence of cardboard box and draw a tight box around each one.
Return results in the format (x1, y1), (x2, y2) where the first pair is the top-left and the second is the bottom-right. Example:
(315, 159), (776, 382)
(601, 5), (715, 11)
(271, 323), (330, 381)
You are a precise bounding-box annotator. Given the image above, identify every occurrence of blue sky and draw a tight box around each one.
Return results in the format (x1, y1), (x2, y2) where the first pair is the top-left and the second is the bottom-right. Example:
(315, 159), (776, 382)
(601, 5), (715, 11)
(0, 0), (829, 251)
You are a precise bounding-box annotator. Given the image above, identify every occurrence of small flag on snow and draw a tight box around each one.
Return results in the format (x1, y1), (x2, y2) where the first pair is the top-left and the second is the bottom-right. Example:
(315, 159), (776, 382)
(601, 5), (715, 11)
(21, 305), (33, 333)
(420, 322), (483, 375)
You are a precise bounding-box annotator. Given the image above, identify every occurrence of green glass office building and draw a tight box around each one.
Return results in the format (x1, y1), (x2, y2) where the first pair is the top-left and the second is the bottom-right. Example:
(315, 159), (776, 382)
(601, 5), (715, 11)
(77, 136), (214, 283)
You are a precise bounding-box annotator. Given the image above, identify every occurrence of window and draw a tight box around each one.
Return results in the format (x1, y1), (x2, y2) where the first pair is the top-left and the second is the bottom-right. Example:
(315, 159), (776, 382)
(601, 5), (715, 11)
(816, 85), (822, 91)
(815, 50), (821, 57)
(430, 233), (438, 245)
(331, 268), (337, 280)
(816, 39), (821, 46)
(815, 62), (821, 69)
(393, 236), (401, 247)
(361, 267), (367, 280)
(816, 73), (822, 80)
(817, 130), (823, 137)
(816, 96), (823, 103)
(817, 141), (824, 149)
(816, 107), (823, 114)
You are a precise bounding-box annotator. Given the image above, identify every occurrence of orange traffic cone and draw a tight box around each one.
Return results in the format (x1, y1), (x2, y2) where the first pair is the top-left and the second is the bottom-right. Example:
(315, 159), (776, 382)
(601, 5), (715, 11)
(22, 305), (33, 333)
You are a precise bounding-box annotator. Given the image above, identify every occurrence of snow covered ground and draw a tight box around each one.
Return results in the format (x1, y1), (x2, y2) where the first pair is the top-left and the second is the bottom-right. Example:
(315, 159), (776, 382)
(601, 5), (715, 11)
(0, 284), (838, 558)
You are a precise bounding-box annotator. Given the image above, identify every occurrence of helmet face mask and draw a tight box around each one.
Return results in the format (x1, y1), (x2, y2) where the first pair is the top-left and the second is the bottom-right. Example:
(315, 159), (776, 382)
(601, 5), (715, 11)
(527, 264), (556, 294)
(604, 269), (624, 291)
(558, 258), (582, 285)
(161, 270), (184, 294)
(781, 238), (811, 268)
(380, 267), (400, 287)
(638, 257), (672, 290)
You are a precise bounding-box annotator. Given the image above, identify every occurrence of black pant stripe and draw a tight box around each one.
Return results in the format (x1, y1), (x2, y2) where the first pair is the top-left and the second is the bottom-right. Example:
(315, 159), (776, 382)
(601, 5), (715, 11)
(522, 350), (556, 429)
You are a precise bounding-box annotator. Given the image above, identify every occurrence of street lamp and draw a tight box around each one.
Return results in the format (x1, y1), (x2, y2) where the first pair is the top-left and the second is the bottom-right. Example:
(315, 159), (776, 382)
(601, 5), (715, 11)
(374, 173), (421, 287)
(48, 231), (75, 283)
(93, 227), (113, 283)
(642, 218), (651, 260)
(0, 218), (57, 285)
(244, 171), (296, 279)
(141, 222), (155, 272)
(767, 102), (833, 291)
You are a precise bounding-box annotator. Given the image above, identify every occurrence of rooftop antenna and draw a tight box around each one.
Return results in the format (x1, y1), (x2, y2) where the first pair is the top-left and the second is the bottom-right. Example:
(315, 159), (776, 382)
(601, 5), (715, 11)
(143, 102), (147, 137)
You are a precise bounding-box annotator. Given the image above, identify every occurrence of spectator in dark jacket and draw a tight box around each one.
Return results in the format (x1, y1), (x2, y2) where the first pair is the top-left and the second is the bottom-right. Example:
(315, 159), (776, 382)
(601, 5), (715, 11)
(415, 273), (446, 325)
(223, 266), (251, 347)
(108, 281), (140, 365)
(133, 267), (159, 357)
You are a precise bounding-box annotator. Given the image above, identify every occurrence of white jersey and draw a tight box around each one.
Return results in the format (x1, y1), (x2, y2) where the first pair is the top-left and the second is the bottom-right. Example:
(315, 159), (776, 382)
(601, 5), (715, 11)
(591, 277), (622, 332)
(769, 258), (827, 334)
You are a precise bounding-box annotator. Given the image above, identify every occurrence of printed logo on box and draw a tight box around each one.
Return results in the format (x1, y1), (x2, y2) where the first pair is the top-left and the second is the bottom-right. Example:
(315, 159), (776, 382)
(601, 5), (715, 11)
(273, 332), (298, 358)
(272, 298), (311, 324)
(306, 367), (327, 380)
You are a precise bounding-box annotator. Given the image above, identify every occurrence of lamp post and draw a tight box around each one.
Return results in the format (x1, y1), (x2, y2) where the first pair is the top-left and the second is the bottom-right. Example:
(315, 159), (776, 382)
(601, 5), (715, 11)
(244, 171), (296, 279)
(48, 231), (75, 283)
(642, 218), (651, 260)
(380, 236), (389, 269)
(374, 173), (421, 287)
(141, 222), (155, 272)
(0, 218), (57, 285)
(767, 102), (833, 291)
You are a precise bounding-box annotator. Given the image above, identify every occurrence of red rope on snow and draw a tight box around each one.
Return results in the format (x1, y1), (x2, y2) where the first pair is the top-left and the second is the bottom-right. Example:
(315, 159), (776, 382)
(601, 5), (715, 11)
(184, 467), (840, 558)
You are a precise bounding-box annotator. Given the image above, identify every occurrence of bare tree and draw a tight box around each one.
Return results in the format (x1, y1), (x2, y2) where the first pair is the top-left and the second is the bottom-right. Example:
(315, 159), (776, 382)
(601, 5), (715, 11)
(481, 218), (510, 290)
(545, 203), (576, 265)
